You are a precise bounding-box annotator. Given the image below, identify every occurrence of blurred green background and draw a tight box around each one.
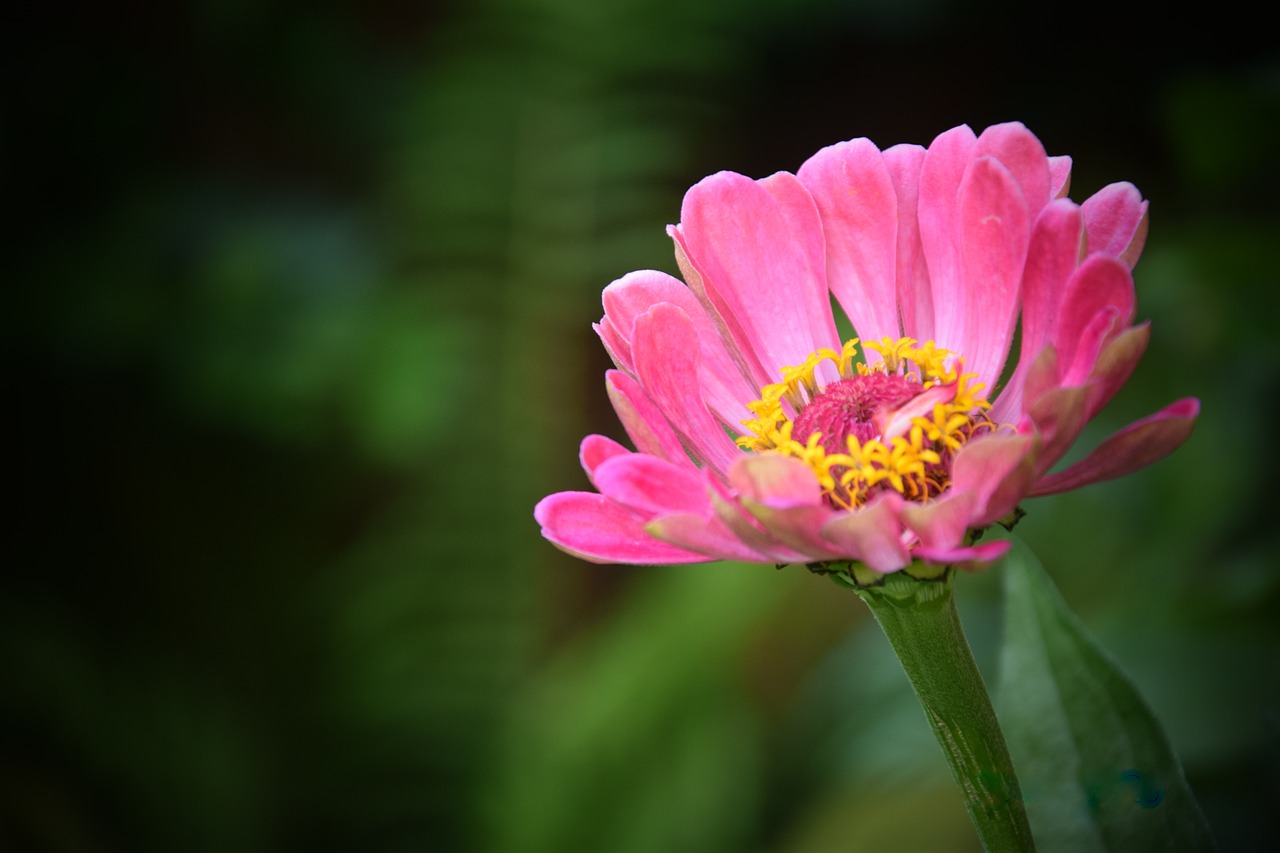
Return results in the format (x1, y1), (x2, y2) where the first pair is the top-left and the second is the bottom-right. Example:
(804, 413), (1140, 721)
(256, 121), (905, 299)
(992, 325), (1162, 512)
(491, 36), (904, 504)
(5, 1), (1278, 851)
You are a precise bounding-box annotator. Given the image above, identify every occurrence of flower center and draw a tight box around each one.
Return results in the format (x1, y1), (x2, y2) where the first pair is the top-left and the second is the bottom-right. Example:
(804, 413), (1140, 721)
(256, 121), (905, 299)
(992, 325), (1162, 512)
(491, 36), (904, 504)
(791, 373), (924, 451)
(736, 337), (995, 509)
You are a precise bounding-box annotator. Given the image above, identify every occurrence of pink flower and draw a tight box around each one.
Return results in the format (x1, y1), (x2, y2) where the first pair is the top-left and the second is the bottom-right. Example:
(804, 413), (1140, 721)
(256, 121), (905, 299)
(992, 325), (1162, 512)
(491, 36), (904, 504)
(535, 122), (1199, 573)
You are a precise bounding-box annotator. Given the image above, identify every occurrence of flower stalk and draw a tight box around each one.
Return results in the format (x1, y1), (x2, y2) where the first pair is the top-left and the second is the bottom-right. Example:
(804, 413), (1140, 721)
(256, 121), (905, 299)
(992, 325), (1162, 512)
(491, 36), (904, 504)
(844, 567), (1036, 852)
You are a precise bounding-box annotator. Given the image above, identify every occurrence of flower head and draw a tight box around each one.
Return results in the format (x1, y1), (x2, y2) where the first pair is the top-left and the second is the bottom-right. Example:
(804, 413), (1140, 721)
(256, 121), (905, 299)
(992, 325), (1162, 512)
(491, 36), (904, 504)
(535, 122), (1198, 574)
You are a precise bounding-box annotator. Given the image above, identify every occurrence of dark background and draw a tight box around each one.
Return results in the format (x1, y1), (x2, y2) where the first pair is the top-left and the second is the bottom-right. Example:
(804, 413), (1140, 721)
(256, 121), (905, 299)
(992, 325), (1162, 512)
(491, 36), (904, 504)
(6, 1), (1278, 850)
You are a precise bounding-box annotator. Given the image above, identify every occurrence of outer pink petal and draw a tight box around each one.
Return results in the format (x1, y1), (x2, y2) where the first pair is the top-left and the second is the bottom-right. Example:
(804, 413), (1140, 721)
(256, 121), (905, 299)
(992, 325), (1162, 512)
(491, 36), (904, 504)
(1023, 384), (1093, 477)
(632, 303), (741, 475)
(605, 370), (690, 469)
(535, 492), (709, 565)
(976, 121), (1051, 217)
(671, 170), (839, 387)
(1082, 182), (1149, 268)
(797, 138), (902, 347)
(728, 455), (841, 560)
(915, 539), (1012, 571)
(708, 487), (814, 564)
(601, 269), (753, 425)
(820, 493), (912, 573)
(919, 124), (978, 358)
(1052, 255), (1135, 380)
(1030, 398), (1200, 496)
(884, 143), (933, 342)
(1048, 155), (1072, 198)
(645, 513), (779, 563)
(989, 199), (1085, 425)
(580, 434), (631, 482)
(1084, 323), (1150, 420)
(901, 432), (1035, 546)
(957, 155), (1031, 391)
(592, 453), (712, 517)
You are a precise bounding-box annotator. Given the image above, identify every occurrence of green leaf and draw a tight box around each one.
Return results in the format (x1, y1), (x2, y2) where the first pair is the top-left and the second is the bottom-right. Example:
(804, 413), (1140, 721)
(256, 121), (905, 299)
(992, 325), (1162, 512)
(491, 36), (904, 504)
(997, 537), (1217, 852)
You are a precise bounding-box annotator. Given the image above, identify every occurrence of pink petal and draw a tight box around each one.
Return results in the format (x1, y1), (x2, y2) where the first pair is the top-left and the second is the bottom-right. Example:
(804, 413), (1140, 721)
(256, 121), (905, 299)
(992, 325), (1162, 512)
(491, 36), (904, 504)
(957, 155), (1031, 391)
(535, 492), (709, 565)
(915, 539), (1012, 571)
(884, 143), (933, 342)
(727, 455), (840, 560)
(900, 489), (977, 551)
(797, 138), (902, 347)
(671, 170), (839, 388)
(1030, 398), (1200, 496)
(1084, 323), (1150, 420)
(820, 493), (912, 573)
(1023, 384), (1093, 477)
(594, 317), (631, 373)
(728, 454), (824, 509)
(1052, 255), (1135, 378)
(592, 453), (712, 517)
(976, 121), (1051, 217)
(632, 303), (742, 475)
(605, 370), (691, 469)
(989, 200), (1084, 425)
(601, 269), (753, 425)
(1048, 155), (1072, 198)
(645, 513), (778, 563)
(708, 487), (814, 564)
(919, 124), (978, 359)
(1082, 182), (1149, 268)
(580, 434), (631, 482)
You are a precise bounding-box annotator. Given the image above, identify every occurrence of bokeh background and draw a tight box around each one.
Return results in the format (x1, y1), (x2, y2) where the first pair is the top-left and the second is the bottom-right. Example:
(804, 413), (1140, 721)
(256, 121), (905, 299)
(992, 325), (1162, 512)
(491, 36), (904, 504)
(6, 1), (1279, 851)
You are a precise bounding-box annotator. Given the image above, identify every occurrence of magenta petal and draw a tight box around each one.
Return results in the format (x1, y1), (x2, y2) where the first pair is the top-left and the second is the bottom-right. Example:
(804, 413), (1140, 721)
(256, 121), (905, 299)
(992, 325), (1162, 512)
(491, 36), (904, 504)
(708, 488), (813, 564)
(1030, 398), (1200, 496)
(976, 121), (1051, 216)
(1024, 384), (1093, 477)
(949, 433), (1037, 526)
(1048, 155), (1072, 198)
(728, 454), (824, 509)
(645, 514), (777, 562)
(632, 303), (741, 475)
(821, 493), (912, 573)
(901, 489), (977, 551)
(580, 434), (631, 481)
(798, 138), (902, 346)
(990, 200), (1084, 425)
(919, 124), (979, 359)
(535, 492), (709, 565)
(595, 317), (631, 373)
(884, 143), (934, 342)
(672, 170), (839, 386)
(593, 453), (711, 517)
(957, 155), (1031, 392)
(741, 502), (843, 561)
(915, 539), (1012, 571)
(605, 370), (690, 469)
(601, 269), (752, 424)
(1082, 181), (1149, 268)
(1052, 255), (1135, 376)
(1084, 323), (1150, 419)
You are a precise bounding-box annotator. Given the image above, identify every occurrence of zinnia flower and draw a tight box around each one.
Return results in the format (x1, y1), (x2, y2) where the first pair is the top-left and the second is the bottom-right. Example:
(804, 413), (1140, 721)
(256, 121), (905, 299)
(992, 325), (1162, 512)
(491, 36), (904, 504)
(535, 122), (1198, 574)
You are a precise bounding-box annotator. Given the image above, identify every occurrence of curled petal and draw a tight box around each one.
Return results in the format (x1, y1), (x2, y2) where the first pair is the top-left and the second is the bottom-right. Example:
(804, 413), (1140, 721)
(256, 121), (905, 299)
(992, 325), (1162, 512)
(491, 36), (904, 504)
(605, 370), (690, 469)
(593, 453), (712, 517)
(728, 453), (825, 509)
(645, 514), (780, 563)
(1030, 398), (1200, 496)
(535, 492), (709, 565)
(1048, 155), (1072, 198)
(1082, 181), (1149, 268)
(976, 121), (1051, 216)
(633, 303), (741, 475)
(821, 493), (912, 574)
(580, 434), (631, 483)
(915, 539), (1012, 571)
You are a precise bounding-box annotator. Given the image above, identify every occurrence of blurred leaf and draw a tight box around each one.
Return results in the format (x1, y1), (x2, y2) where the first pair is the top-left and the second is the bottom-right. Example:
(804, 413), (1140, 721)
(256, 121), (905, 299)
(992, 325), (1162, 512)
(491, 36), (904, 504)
(997, 538), (1216, 852)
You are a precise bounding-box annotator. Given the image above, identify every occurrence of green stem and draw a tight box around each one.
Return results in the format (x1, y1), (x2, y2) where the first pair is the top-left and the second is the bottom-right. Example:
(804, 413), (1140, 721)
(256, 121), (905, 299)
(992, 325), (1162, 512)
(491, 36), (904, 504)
(851, 569), (1036, 853)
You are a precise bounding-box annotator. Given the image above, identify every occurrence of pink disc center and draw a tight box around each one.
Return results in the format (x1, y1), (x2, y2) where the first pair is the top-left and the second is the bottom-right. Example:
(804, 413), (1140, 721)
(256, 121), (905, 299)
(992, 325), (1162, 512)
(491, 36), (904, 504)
(791, 373), (923, 453)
